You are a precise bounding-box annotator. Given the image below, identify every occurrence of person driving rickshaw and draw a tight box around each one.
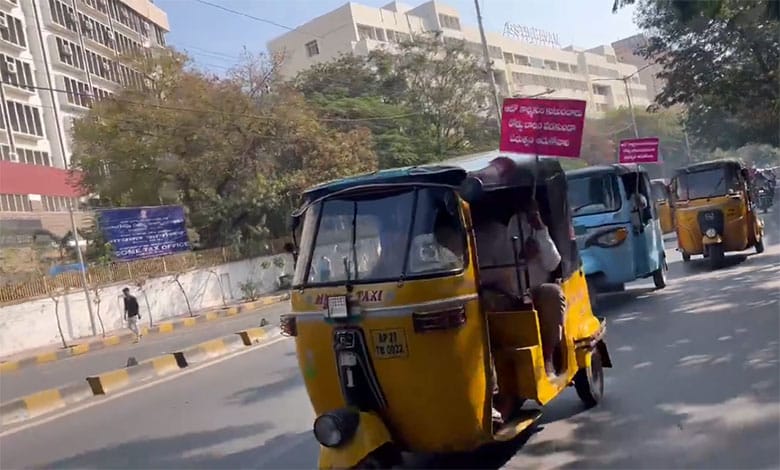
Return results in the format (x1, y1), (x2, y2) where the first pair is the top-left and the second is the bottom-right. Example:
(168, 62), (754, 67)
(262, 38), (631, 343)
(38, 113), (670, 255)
(283, 151), (611, 469)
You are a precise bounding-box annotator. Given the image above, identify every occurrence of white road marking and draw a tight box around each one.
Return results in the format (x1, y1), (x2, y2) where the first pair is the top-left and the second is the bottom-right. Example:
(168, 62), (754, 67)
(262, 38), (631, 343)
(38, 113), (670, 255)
(0, 335), (291, 438)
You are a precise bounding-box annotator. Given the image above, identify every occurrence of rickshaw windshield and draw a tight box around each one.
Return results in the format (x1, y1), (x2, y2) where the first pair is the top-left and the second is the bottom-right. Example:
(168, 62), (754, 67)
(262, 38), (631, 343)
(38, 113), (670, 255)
(568, 174), (622, 216)
(651, 182), (668, 202)
(675, 168), (737, 200)
(292, 186), (466, 287)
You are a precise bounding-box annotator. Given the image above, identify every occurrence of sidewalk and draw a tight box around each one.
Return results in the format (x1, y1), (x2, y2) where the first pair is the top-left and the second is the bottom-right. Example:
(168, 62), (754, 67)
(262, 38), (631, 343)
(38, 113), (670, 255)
(0, 292), (289, 374)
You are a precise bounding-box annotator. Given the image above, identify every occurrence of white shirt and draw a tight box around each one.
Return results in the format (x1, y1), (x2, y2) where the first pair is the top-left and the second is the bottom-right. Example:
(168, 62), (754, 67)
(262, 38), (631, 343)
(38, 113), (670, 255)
(476, 213), (561, 293)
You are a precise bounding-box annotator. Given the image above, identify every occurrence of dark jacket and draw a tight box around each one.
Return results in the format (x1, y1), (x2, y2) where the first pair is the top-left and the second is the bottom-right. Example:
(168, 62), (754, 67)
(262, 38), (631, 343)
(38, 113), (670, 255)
(124, 295), (140, 317)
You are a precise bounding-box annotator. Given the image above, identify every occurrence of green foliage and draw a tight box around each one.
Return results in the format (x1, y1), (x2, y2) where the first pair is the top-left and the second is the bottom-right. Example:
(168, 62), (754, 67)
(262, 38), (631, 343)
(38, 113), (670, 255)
(294, 35), (499, 168)
(705, 144), (780, 167)
(71, 50), (377, 249)
(238, 280), (259, 301)
(615, 0), (779, 149)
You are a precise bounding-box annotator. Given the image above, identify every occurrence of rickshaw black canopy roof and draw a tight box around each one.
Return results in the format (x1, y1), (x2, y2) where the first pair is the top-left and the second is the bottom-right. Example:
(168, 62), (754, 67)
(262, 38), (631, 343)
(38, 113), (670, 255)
(674, 159), (744, 175)
(566, 163), (645, 179)
(300, 150), (566, 203)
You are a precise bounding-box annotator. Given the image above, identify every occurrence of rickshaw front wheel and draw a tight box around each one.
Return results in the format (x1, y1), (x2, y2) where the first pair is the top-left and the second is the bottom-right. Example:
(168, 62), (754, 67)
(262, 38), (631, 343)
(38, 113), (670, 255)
(709, 244), (725, 269)
(574, 348), (604, 408)
(681, 252), (690, 262)
(652, 266), (666, 289)
(354, 443), (402, 469)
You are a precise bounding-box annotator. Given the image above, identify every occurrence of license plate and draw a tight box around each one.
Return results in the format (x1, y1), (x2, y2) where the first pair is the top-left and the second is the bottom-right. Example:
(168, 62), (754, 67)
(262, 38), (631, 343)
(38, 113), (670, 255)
(371, 328), (408, 359)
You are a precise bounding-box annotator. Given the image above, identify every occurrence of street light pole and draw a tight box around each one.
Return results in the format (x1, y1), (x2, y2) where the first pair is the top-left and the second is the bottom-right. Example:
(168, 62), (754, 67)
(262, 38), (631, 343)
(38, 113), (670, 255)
(474, 0), (502, 130)
(622, 76), (639, 138)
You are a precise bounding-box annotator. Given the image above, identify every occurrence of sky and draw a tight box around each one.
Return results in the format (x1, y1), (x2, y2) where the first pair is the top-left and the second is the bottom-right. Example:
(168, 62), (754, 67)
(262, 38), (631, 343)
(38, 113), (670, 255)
(155, 0), (639, 72)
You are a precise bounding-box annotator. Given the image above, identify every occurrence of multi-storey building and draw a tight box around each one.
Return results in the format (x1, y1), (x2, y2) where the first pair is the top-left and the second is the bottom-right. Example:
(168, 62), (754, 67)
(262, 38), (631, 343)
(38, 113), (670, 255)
(0, 0), (168, 240)
(268, 1), (651, 117)
(612, 34), (665, 103)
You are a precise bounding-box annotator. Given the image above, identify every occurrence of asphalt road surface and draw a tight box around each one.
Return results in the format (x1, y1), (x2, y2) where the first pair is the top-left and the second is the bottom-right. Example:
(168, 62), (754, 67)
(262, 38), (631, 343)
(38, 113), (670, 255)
(1, 212), (778, 469)
(0, 302), (290, 402)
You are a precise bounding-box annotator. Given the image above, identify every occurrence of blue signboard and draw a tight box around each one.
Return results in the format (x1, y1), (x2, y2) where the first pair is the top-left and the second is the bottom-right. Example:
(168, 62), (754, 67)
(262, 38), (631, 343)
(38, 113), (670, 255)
(97, 206), (190, 261)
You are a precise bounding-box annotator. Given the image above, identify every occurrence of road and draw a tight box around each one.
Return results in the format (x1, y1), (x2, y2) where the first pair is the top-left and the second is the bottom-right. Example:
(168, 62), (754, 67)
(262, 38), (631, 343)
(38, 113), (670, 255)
(0, 302), (290, 402)
(1, 211), (778, 469)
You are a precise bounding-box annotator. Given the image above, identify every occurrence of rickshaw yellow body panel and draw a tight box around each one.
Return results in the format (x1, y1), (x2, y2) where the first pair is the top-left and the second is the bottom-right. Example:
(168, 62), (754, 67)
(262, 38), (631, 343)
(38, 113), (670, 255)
(318, 411), (391, 470)
(292, 263), (495, 454)
(674, 196), (751, 255)
(489, 267), (603, 406)
(658, 202), (674, 234)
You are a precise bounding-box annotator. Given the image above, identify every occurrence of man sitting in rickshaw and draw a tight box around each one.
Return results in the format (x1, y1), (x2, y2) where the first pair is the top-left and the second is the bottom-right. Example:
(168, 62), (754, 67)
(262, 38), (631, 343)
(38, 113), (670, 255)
(472, 157), (566, 423)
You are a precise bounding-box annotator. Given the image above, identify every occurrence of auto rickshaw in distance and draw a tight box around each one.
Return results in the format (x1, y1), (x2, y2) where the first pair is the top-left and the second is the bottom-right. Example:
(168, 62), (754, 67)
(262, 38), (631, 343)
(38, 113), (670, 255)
(283, 150), (611, 469)
(671, 159), (765, 269)
(651, 178), (675, 235)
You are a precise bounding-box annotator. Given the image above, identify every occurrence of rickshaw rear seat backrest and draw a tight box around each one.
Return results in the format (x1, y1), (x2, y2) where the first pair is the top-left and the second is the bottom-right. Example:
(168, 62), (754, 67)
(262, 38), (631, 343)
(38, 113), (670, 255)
(487, 308), (542, 350)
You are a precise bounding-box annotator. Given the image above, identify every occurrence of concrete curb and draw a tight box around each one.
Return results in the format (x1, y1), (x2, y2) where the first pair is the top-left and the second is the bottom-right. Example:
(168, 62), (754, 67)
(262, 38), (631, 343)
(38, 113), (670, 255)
(0, 326), (283, 428)
(0, 380), (94, 427)
(0, 293), (290, 375)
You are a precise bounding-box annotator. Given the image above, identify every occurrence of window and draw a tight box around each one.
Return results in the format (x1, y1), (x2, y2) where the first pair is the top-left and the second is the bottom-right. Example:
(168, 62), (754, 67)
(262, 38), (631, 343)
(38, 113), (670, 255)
(438, 14), (461, 30)
(488, 45), (502, 60)
(357, 24), (385, 42)
(85, 50), (118, 82)
(544, 60), (558, 70)
(304, 40), (319, 57)
(1, 145), (11, 160)
(503, 52), (514, 64)
(568, 174), (622, 220)
(56, 37), (85, 70)
(592, 84), (610, 96)
(0, 55), (35, 92)
(80, 14), (114, 50)
(513, 54), (530, 66)
(587, 64), (620, 78)
(293, 187), (466, 286)
(0, 194), (32, 212)
(530, 57), (544, 68)
(63, 76), (93, 108)
(512, 72), (588, 91)
(16, 147), (52, 166)
(42, 195), (73, 212)
(0, 12), (27, 48)
(386, 30), (410, 44)
(6, 101), (44, 137)
(84, 0), (109, 14)
(49, 0), (78, 32)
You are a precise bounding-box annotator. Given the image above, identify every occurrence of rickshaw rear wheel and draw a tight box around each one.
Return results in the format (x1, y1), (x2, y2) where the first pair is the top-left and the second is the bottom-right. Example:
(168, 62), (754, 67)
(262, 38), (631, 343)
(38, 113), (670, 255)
(652, 266), (666, 289)
(681, 252), (690, 262)
(755, 237), (764, 254)
(574, 348), (604, 408)
(709, 244), (725, 269)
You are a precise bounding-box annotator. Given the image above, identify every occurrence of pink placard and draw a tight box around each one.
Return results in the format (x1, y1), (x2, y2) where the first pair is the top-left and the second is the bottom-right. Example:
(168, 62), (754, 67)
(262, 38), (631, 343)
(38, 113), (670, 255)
(499, 98), (587, 158)
(619, 137), (660, 164)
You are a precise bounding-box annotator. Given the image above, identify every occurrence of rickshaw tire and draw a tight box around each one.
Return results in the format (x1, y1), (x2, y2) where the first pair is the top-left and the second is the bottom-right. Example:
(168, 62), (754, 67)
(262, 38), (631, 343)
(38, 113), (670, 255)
(652, 267), (666, 289)
(574, 348), (604, 409)
(354, 443), (402, 469)
(755, 237), (765, 254)
(681, 252), (690, 262)
(709, 245), (725, 269)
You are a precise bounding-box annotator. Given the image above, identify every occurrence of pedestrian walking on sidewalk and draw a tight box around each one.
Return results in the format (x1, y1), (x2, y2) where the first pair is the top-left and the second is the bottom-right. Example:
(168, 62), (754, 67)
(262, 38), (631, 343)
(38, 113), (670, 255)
(122, 287), (142, 342)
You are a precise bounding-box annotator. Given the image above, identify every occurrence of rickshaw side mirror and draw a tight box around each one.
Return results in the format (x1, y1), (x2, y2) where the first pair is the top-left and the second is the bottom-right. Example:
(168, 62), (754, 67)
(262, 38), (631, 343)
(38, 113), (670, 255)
(458, 176), (484, 204)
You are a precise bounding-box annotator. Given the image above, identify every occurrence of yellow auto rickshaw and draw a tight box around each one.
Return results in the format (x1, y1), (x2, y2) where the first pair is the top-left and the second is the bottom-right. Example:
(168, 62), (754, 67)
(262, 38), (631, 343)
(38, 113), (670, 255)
(671, 159), (765, 269)
(651, 178), (675, 235)
(283, 151), (611, 468)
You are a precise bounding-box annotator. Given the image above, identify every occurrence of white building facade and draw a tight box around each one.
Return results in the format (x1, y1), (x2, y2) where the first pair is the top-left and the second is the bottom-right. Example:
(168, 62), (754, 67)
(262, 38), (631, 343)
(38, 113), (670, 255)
(268, 1), (651, 118)
(0, 0), (169, 170)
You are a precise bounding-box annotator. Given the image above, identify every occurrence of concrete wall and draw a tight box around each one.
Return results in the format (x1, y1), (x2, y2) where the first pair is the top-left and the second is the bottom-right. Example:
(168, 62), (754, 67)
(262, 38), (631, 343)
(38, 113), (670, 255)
(0, 253), (293, 357)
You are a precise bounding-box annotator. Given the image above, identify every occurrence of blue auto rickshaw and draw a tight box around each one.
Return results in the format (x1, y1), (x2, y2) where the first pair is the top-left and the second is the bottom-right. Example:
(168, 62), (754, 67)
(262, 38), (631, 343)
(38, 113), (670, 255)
(566, 164), (667, 305)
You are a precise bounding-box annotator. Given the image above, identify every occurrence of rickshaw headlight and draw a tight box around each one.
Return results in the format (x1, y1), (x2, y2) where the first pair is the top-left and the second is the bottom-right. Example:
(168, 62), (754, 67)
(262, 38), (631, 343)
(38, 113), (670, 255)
(313, 408), (359, 448)
(589, 227), (628, 248)
(705, 228), (717, 238)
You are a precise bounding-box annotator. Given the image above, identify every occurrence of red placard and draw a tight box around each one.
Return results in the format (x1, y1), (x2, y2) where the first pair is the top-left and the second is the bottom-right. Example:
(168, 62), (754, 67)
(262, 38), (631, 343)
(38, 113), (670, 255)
(499, 98), (587, 158)
(619, 137), (660, 164)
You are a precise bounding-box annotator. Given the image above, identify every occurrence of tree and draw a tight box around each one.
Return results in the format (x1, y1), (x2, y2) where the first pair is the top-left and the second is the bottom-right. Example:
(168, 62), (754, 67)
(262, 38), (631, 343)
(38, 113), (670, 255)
(613, 0), (780, 149)
(294, 35), (499, 168)
(71, 50), (377, 248)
